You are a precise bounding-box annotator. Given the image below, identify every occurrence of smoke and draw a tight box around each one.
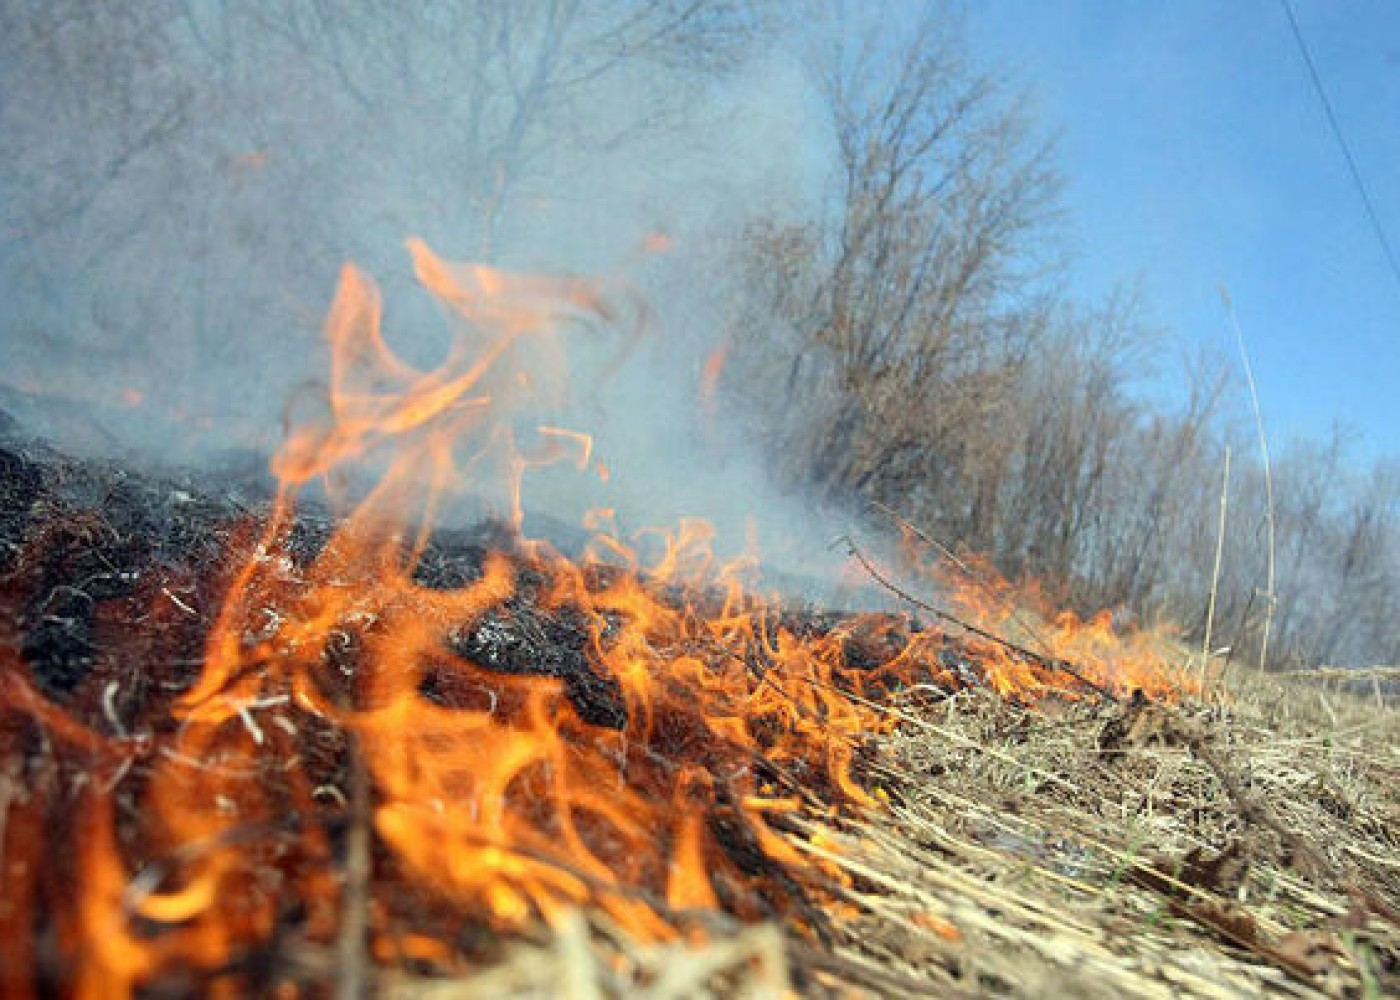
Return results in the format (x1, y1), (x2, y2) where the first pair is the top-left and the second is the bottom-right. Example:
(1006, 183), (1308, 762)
(0, 4), (874, 600)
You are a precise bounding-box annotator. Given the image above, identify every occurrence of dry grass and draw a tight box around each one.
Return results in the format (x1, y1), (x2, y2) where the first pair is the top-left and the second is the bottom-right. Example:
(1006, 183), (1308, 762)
(815, 673), (1400, 997)
(406, 668), (1398, 997)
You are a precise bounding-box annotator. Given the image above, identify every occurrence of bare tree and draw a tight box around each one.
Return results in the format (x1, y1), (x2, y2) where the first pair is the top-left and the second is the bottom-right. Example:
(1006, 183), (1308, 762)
(730, 5), (1062, 522)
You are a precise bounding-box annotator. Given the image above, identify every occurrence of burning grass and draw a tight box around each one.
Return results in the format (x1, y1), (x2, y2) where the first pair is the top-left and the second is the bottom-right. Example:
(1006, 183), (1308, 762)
(1, 241), (1397, 997)
(385, 672), (1400, 998)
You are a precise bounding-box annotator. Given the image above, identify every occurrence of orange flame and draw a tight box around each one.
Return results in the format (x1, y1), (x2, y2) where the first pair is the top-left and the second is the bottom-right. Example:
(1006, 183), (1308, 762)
(698, 330), (730, 422)
(897, 539), (1198, 701)
(0, 239), (1196, 993)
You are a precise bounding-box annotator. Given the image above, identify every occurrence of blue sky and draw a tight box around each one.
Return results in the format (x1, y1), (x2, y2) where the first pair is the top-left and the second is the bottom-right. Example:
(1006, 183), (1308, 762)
(965, 0), (1400, 457)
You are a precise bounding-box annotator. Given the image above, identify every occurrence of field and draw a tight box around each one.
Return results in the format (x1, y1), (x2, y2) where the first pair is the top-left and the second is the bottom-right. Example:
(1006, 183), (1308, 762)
(3, 436), (1397, 997)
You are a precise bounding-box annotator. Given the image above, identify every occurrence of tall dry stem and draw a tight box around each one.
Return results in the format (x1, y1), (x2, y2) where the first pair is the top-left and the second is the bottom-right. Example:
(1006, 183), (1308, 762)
(1202, 444), (1231, 693)
(1221, 287), (1276, 672)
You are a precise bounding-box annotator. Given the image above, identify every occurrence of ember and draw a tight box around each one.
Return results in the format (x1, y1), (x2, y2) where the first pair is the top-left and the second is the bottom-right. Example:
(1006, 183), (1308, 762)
(0, 241), (1194, 996)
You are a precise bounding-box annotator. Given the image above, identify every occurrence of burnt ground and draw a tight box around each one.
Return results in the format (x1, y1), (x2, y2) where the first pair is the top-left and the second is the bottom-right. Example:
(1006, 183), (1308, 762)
(0, 417), (996, 716)
(0, 417), (984, 994)
(0, 424), (583, 700)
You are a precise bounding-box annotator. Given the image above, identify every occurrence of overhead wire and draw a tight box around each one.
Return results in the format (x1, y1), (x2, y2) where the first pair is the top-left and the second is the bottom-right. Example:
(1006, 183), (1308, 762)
(1277, 0), (1400, 295)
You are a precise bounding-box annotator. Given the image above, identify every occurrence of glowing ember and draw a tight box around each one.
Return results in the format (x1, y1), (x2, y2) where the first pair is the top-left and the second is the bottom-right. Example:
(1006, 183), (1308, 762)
(0, 240), (1196, 994)
(699, 329), (731, 421)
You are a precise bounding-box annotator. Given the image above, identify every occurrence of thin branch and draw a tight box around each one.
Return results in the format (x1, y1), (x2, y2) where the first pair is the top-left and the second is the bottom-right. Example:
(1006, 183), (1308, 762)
(870, 500), (1054, 658)
(838, 535), (1118, 702)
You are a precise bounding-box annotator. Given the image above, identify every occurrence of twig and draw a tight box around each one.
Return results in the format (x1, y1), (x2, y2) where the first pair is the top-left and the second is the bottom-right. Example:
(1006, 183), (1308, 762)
(335, 745), (371, 1000)
(162, 586), (199, 617)
(1185, 733), (1337, 882)
(0, 776), (12, 885)
(870, 501), (1054, 658)
(839, 536), (1118, 702)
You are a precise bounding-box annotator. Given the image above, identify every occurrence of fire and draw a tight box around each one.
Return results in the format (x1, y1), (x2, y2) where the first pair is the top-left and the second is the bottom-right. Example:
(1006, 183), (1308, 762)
(698, 330), (731, 422)
(896, 539), (1199, 702)
(0, 239), (1195, 994)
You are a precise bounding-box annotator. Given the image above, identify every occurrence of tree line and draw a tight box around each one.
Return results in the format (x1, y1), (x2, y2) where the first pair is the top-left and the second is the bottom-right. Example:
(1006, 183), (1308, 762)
(721, 8), (1398, 671)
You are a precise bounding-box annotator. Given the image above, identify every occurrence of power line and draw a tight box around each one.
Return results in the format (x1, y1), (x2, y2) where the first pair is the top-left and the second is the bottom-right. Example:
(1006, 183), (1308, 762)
(1278, 0), (1400, 295)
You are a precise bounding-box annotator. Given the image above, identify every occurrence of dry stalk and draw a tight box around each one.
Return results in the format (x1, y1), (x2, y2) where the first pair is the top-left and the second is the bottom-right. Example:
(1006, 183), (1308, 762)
(1184, 732), (1338, 881)
(1222, 287), (1277, 673)
(1280, 665), (1400, 682)
(1202, 444), (1231, 694)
